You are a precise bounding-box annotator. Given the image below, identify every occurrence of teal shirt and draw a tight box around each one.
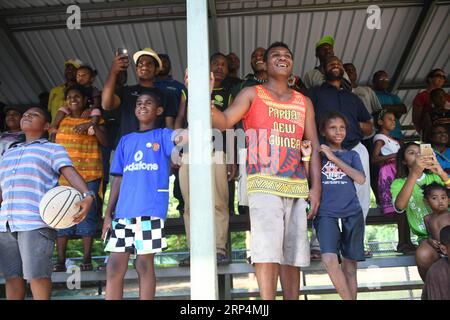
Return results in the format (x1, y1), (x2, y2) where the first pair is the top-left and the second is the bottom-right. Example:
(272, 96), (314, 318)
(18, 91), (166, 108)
(375, 90), (404, 140)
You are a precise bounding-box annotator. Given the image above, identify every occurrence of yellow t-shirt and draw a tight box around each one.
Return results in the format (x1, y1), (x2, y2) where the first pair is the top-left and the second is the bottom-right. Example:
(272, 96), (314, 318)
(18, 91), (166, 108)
(48, 84), (66, 121)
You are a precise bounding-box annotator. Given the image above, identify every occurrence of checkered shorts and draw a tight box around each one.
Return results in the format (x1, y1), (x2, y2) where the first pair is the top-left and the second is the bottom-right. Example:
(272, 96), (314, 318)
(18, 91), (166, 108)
(105, 216), (167, 255)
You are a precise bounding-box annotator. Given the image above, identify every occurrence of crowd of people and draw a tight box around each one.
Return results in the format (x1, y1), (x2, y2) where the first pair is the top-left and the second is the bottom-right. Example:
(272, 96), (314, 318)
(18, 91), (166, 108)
(0, 35), (449, 300)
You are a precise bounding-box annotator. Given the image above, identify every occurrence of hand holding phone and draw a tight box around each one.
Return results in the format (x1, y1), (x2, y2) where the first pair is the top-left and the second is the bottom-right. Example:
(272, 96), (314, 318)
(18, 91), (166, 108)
(116, 48), (128, 58)
(420, 143), (434, 157)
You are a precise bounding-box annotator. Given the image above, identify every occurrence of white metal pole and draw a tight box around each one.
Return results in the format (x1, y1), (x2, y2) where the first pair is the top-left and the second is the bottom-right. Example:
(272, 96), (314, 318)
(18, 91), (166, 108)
(186, 0), (218, 300)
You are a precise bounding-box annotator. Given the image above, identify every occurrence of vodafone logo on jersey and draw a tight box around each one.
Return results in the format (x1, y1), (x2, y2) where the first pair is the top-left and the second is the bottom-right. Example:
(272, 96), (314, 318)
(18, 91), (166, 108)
(124, 150), (159, 172)
(134, 151), (143, 161)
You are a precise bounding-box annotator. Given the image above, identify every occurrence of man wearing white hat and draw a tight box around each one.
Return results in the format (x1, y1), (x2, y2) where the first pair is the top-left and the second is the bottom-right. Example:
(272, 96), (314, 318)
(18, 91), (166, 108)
(102, 47), (177, 147)
(48, 58), (83, 121)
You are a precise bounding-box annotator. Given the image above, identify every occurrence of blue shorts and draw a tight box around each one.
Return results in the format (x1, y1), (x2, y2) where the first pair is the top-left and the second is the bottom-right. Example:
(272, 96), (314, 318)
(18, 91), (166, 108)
(313, 212), (365, 262)
(57, 179), (101, 238)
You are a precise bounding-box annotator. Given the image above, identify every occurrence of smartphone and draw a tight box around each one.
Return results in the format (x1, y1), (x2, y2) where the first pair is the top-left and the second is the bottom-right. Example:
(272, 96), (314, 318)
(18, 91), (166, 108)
(115, 48), (128, 86)
(420, 143), (434, 157)
(116, 48), (128, 57)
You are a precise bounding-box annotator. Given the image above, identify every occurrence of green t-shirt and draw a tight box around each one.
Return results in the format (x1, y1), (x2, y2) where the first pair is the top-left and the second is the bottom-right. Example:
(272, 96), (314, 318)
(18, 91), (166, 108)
(391, 173), (444, 241)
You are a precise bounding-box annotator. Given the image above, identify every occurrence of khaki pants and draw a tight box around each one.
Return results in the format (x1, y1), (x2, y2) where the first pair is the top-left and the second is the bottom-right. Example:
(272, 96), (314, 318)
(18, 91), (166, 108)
(179, 152), (230, 256)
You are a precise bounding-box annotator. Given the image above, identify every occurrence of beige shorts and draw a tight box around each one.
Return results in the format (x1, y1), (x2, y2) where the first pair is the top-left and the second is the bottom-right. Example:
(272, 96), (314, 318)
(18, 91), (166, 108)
(248, 192), (310, 267)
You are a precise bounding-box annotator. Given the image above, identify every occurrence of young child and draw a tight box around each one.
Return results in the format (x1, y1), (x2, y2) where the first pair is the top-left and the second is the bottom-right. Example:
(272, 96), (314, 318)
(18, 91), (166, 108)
(53, 85), (108, 272)
(372, 110), (401, 216)
(49, 65), (101, 140)
(423, 183), (450, 254)
(0, 106), (93, 300)
(372, 110), (414, 254)
(101, 90), (175, 300)
(313, 111), (366, 300)
(391, 142), (450, 280)
(421, 225), (450, 300)
(0, 106), (25, 160)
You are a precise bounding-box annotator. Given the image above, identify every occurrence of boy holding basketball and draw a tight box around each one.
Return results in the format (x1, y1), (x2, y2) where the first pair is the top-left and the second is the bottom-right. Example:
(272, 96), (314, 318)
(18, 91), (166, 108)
(0, 107), (94, 300)
(102, 90), (178, 300)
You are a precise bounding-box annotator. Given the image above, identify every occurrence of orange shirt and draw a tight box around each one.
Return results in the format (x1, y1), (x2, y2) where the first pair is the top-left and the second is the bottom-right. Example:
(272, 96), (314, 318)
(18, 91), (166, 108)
(55, 117), (103, 185)
(242, 85), (309, 198)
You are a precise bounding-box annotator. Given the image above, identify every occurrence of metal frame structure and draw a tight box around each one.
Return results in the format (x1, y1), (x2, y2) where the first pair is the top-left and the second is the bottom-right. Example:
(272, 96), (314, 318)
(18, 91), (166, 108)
(0, 0), (449, 299)
(1, 0), (448, 94)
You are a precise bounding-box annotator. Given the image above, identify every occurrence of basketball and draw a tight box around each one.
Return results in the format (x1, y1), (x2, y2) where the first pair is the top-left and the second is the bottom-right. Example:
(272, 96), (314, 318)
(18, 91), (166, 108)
(39, 186), (82, 229)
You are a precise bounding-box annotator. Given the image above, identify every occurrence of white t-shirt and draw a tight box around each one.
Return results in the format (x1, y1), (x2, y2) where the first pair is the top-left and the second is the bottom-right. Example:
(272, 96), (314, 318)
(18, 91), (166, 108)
(353, 86), (382, 115)
(373, 133), (400, 155)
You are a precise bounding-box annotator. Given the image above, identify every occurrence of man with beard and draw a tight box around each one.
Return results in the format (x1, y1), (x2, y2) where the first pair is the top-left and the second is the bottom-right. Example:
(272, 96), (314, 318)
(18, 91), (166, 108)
(48, 58), (83, 121)
(307, 56), (373, 251)
(212, 42), (322, 300)
(102, 48), (177, 146)
(177, 53), (236, 266)
(304, 36), (352, 91)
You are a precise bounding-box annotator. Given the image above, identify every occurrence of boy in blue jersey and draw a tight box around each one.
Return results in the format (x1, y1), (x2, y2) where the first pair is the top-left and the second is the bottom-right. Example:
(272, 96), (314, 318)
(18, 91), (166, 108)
(102, 90), (176, 300)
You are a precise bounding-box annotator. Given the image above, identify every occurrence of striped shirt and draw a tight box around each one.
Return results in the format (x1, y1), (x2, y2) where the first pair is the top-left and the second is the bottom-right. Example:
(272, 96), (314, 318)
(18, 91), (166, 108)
(0, 138), (73, 232)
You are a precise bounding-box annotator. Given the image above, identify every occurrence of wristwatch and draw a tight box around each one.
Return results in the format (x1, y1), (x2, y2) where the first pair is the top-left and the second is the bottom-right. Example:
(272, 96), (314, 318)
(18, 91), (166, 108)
(82, 190), (96, 200)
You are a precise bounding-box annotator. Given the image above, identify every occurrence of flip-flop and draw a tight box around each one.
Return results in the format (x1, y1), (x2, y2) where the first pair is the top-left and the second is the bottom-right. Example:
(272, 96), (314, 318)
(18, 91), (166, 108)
(53, 262), (67, 272)
(310, 250), (321, 261)
(80, 263), (93, 271)
(178, 255), (190, 267)
(396, 244), (417, 255)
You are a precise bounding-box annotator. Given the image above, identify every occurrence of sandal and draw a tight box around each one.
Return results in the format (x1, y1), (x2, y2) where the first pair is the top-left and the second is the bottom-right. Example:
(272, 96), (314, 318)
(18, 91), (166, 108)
(53, 262), (67, 272)
(80, 262), (93, 271)
(97, 264), (107, 271)
(178, 255), (190, 267)
(396, 243), (417, 255)
(310, 249), (322, 261)
(364, 250), (373, 258)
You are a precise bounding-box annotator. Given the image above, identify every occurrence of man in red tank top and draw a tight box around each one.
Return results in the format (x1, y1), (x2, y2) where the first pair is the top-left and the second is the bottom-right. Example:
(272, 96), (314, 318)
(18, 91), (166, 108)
(212, 42), (321, 300)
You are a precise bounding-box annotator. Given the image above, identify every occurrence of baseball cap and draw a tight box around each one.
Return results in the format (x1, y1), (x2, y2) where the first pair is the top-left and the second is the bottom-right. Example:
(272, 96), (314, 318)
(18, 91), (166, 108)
(316, 35), (335, 49)
(64, 58), (83, 69)
(133, 48), (163, 70)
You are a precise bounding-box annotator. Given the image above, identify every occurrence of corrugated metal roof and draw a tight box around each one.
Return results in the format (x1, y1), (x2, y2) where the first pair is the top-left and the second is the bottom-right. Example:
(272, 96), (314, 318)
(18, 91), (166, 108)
(0, 0), (127, 10)
(0, 0), (448, 115)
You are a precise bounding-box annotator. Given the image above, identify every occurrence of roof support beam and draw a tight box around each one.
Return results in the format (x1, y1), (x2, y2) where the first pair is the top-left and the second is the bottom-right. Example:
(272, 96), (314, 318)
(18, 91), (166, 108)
(389, 0), (438, 92)
(208, 0), (219, 53)
(186, 0), (218, 300)
(0, 20), (47, 93)
(2, 0), (432, 31)
(0, 0), (186, 17)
